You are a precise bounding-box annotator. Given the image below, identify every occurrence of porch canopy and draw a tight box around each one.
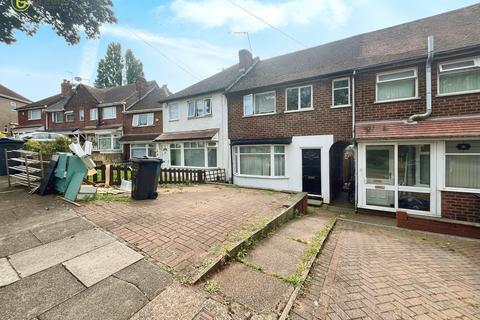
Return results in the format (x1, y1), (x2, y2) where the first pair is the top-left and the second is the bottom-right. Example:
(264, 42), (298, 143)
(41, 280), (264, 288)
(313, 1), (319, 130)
(230, 137), (292, 145)
(119, 133), (159, 143)
(155, 128), (219, 142)
(356, 116), (480, 140)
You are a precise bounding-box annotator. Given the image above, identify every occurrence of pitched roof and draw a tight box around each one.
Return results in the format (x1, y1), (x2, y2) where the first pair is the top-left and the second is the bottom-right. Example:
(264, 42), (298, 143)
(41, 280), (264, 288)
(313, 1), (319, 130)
(0, 84), (31, 103)
(155, 128), (219, 142)
(82, 81), (157, 106)
(16, 94), (63, 111)
(126, 84), (172, 112)
(228, 4), (480, 93)
(160, 64), (246, 102)
(119, 133), (160, 143)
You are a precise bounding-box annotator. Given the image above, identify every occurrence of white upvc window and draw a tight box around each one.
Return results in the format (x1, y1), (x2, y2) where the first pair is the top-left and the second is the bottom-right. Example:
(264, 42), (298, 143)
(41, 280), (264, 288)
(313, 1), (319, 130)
(95, 134), (120, 151)
(168, 141), (217, 168)
(65, 111), (74, 122)
(243, 91), (276, 116)
(332, 78), (351, 107)
(285, 85), (312, 112)
(233, 145), (286, 177)
(376, 68), (418, 102)
(438, 57), (480, 95)
(10, 101), (16, 110)
(187, 98), (212, 118)
(52, 111), (63, 123)
(79, 109), (84, 121)
(131, 144), (156, 158)
(132, 113), (154, 127)
(102, 106), (116, 120)
(27, 109), (41, 120)
(444, 140), (480, 190)
(168, 104), (179, 121)
(90, 108), (98, 121)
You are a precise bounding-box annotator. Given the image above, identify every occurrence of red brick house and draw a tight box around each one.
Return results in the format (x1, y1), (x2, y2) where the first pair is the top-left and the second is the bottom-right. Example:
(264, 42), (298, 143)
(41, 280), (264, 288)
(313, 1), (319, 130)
(226, 4), (480, 223)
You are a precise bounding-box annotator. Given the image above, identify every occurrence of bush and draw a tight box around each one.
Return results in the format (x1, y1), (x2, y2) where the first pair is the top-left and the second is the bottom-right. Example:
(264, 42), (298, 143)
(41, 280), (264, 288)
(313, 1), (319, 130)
(24, 136), (71, 159)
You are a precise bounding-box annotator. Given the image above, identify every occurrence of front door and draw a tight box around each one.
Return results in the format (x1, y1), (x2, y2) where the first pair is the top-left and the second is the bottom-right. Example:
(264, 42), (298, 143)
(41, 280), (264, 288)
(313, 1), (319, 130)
(302, 149), (321, 195)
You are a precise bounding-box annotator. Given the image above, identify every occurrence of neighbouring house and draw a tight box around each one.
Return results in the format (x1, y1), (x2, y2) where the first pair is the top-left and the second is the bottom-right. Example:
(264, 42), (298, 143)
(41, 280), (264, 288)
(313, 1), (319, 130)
(225, 3), (480, 217)
(156, 50), (258, 178)
(0, 84), (31, 135)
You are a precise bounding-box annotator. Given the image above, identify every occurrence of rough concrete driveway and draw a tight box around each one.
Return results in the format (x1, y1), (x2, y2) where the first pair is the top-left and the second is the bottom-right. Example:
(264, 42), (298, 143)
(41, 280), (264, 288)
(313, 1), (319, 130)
(74, 184), (298, 279)
(291, 220), (480, 320)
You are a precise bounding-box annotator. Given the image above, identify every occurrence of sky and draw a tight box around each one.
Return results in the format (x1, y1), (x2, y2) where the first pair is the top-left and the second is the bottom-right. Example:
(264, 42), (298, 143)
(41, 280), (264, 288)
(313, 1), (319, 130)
(0, 0), (478, 101)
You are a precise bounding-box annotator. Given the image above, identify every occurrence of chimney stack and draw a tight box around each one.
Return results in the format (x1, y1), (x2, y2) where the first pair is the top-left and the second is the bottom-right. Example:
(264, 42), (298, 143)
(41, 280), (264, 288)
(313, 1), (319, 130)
(61, 79), (72, 97)
(136, 76), (147, 99)
(238, 49), (253, 73)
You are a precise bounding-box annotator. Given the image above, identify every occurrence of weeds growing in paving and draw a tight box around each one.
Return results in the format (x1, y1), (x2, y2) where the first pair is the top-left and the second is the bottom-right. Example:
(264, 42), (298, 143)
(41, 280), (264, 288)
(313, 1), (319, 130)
(79, 194), (131, 202)
(204, 281), (220, 294)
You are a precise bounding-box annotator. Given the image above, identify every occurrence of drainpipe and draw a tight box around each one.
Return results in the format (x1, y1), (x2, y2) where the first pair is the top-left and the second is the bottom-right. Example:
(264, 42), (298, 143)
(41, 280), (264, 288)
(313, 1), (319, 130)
(407, 36), (434, 123)
(352, 70), (358, 211)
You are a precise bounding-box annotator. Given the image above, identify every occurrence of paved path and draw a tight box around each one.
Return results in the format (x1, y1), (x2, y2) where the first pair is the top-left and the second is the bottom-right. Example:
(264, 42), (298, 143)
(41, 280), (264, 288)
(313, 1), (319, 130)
(291, 220), (480, 320)
(75, 184), (297, 278)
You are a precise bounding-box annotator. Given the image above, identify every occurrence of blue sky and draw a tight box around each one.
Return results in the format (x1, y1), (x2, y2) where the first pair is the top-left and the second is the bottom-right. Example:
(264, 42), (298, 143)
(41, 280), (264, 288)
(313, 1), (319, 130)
(1, 0), (478, 101)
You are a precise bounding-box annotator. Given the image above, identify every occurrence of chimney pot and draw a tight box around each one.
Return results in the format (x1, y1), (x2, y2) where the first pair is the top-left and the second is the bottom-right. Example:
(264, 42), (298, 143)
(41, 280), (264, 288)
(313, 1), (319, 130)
(61, 79), (72, 97)
(136, 76), (147, 98)
(238, 49), (253, 73)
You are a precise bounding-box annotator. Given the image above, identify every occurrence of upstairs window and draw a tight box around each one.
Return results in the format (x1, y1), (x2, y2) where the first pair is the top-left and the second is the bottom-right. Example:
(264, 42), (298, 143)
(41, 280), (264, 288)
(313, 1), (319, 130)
(90, 108), (98, 121)
(52, 111), (63, 123)
(65, 111), (74, 122)
(439, 57), (480, 95)
(10, 101), (16, 110)
(286, 85), (312, 111)
(169, 105), (179, 121)
(243, 92), (276, 116)
(132, 113), (154, 127)
(79, 109), (84, 121)
(332, 78), (350, 107)
(27, 109), (41, 120)
(188, 98), (212, 118)
(376, 69), (417, 102)
(102, 106), (116, 120)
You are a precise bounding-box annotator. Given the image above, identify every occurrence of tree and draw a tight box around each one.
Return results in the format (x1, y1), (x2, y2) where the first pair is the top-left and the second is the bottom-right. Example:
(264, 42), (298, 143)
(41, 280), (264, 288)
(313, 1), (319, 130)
(94, 42), (124, 88)
(1, 0), (116, 45)
(125, 49), (144, 84)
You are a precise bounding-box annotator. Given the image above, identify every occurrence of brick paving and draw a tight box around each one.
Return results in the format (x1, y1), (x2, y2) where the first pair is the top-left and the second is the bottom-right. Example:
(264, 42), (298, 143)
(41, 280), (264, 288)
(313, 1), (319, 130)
(291, 220), (480, 320)
(75, 185), (296, 277)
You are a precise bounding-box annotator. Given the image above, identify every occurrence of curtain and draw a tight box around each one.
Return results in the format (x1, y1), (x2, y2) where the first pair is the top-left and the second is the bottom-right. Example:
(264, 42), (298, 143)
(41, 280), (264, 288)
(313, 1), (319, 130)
(274, 154), (285, 176)
(240, 154), (270, 176)
(377, 79), (415, 101)
(446, 155), (480, 188)
(286, 88), (298, 110)
(300, 86), (312, 108)
(132, 146), (146, 158)
(208, 148), (217, 167)
(170, 149), (181, 166)
(254, 93), (275, 114)
(439, 69), (480, 94)
(185, 149), (205, 167)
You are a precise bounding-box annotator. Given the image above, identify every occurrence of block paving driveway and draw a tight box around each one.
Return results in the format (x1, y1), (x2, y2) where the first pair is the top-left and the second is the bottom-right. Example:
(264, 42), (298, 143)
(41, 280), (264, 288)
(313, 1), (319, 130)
(291, 220), (480, 320)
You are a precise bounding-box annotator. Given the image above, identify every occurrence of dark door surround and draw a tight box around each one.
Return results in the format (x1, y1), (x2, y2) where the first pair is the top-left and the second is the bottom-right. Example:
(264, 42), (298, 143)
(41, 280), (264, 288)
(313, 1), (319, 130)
(302, 148), (322, 195)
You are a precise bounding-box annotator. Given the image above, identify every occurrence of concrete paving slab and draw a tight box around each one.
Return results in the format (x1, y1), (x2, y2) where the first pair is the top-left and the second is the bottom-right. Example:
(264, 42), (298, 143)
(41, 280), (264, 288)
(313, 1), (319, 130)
(9, 228), (115, 277)
(63, 241), (143, 287)
(130, 283), (208, 320)
(211, 262), (294, 314)
(0, 231), (41, 257)
(0, 265), (84, 320)
(0, 258), (19, 287)
(31, 217), (94, 244)
(246, 235), (306, 278)
(114, 259), (174, 299)
(274, 215), (330, 242)
(38, 277), (148, 320)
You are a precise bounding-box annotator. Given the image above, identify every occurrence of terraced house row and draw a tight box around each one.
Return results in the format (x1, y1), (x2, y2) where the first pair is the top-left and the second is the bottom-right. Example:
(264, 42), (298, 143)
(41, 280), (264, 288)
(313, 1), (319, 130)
(16, 5), (480, 224)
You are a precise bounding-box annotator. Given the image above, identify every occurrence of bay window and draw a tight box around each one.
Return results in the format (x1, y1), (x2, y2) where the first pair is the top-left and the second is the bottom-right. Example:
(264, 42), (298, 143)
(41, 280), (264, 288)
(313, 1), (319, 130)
(243, 92), (276, 116)
(233, 145), (286, 177)
(439, 57), (480, 95)
(286, 85), (312, 111)
(131, 144), (156, 158)
(170, 143), (182, 166)
(376, 68), (417, 102)
(184, 141), (205, 167)
(27, 109), (41, 120)
(95, 134), (120, 151)
(168, 141), (218, 168)
(445, 140), (480, 189)
(102, 106), (116, 120)
(132, 113), (154, 127)
(332, 78), (350, 107)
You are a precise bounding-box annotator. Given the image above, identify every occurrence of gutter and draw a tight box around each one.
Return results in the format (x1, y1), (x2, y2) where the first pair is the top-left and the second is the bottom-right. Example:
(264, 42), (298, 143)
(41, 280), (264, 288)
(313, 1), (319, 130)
(407, 36), (434, 123)
(0, 94), (31, 104)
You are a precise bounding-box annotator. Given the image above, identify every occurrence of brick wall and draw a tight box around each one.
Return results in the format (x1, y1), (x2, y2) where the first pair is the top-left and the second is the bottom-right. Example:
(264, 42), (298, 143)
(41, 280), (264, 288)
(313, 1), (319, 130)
(227, 78), (353, 142)
(441, 191), (480, 223)
(17, 108), (45, 127)
(123, 111), (163, 135)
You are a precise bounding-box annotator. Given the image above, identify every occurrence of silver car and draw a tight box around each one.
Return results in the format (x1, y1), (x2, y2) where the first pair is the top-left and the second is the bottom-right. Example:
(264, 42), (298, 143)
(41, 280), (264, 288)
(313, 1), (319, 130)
(20, 132), (66, 142)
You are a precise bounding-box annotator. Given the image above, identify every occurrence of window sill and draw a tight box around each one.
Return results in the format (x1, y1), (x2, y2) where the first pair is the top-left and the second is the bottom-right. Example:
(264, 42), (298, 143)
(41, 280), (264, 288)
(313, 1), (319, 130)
(331, 104), (351, 109)
(168, 119), (179, 122)
(243, 112), (276, 118)
(284, 108), (314, 114)
(441, 187), (480, 194)
(94, 150), (122, 154)
(188, 114), (212, 120)
(436, 89), (480, 97)
(374, 97), (420, 104)
(133, 125), (155, 128)
(234, 174), (288, 179)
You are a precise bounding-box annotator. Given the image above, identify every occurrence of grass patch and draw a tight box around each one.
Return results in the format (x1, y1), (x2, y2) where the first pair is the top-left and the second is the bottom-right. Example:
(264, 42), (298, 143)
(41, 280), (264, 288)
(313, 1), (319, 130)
(204, 281), (220, 294)
(305, 206), (317, 215)
(79, 193), (131, 203)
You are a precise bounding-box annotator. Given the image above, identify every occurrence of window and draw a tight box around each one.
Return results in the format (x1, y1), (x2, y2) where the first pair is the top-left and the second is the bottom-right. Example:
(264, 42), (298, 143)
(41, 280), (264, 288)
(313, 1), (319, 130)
(95, 134), (120, 151)
(90, 108), (98, 121)
(188, 99), (212, 118)
(132, 113), (154, 127)
(286, 85), (312, 111)
(79, 109), (84, 121)
(207, 142), (217, 167)
(52, 111), (63, 123)
(65, 111), (74, 122)
(332, 78), (350, 107)
(102, 106), (116, 120)
(439, 57), (480, 95)
(376, 69), (417, 102)
(184, 141), (205, 167)
(243, 92), (276, 116)
(10, 101), (16, 110)
(233, 145), (285, 177)
(445, 140), (480, 189)
(131, 144), (156, 158)
(27, 109), (41, 120)
(169, 105), (179, 121)
(170, 143), (182, 166)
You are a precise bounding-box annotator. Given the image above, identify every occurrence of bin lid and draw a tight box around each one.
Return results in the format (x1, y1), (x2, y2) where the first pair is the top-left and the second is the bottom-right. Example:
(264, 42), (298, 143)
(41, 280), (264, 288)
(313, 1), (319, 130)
(0, 137), (24, 144)
(130, 157), (163, 163)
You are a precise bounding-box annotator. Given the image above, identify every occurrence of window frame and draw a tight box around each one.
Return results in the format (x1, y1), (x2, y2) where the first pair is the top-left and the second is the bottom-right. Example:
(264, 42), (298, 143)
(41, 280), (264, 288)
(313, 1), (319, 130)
(375, 67), (418, 103)
(285, 85), (313, 112)
(233, 144), (287, 178)
(437, 56), (480, 96)
(187, 98), (212, 119)
(10, 101), (16, 110)
(27, 109), (41, 120)
(102, 106), (117, 120)
(52, 111), (63, 123)
(130, 143), (156, 158)
(65, 111), (74, 122)
(90, 108), (98, 121)
(331, 77), (351, 108)
(79, 109), (85, 121)
(168, 141), (218, 168)
(132, 113), (154, 127)
(243, 91), (276, 117)
(168, 104), (179, 121)
(94, 133), (121, 152)
(443, 140), (480, 192)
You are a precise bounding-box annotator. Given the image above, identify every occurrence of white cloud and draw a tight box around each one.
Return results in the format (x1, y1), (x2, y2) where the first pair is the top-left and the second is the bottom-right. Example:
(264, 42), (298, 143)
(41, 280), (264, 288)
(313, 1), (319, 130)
(170, 0), (351, 33)
(77, 39), (100, 84)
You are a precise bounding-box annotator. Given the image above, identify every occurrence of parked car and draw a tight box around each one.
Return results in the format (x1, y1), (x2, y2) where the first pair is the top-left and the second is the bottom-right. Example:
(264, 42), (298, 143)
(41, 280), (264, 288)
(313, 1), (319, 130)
(19, 132), (66, 142)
